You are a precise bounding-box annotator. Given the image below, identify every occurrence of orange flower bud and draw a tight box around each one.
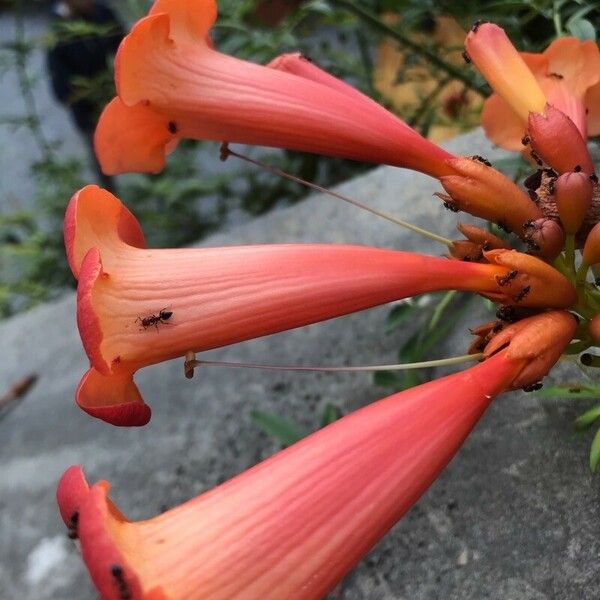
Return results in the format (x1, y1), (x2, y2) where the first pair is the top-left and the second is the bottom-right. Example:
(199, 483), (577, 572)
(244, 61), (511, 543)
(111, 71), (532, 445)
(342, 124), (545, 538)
(448, 240), (485, 262)
(527, 105), (595, 174)
(457, 223), (510, 250)
(465, 23), (546, 123)
(483, 311), (577, 389)
(439, 157), (542, 238)
(582, 222), (600, 266)
(483, 249), (577, 308)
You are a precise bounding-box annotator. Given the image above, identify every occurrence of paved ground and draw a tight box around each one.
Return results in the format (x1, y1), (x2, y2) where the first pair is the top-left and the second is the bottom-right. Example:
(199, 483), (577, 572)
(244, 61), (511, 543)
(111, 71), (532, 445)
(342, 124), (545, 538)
(1, 128), (599, 599)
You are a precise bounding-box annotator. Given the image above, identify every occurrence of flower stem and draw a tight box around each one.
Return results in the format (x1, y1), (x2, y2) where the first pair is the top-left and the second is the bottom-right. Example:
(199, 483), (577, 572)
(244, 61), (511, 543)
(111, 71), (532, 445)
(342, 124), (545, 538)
(221, 145), (452, 247)
(187, 353), (482, 374)
(564, 234), (576, 275)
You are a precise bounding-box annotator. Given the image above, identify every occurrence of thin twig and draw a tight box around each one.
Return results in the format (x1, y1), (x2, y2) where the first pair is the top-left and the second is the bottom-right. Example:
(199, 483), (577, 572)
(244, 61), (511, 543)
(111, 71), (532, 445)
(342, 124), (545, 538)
(330, 0), (488, 98)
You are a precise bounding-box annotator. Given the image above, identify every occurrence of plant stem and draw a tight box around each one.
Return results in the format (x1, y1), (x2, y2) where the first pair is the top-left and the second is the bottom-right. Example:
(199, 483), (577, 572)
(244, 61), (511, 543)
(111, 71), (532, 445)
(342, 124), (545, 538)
(329, 0), (488, 97)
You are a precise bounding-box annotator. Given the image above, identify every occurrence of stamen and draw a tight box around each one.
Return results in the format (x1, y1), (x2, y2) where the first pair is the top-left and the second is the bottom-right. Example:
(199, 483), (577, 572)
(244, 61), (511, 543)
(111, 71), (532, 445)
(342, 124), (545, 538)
(220, 144), (453, 247)
(185, 353), (482, 374)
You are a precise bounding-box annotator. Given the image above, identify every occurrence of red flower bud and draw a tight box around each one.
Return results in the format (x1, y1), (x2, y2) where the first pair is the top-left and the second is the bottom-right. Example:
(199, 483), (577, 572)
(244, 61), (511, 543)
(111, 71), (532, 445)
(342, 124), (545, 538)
(582, 222), (600, 266)
(527, 105), (594, 174)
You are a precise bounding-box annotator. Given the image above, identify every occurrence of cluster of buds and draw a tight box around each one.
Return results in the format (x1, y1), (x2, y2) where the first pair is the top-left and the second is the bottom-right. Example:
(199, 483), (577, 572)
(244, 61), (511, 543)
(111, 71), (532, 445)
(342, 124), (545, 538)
(57, 1), (599, 598)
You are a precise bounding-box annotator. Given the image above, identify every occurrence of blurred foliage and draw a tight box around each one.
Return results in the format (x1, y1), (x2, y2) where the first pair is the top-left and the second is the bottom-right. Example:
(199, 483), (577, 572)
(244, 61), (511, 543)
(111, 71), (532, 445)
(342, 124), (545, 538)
(0, 0), (598, 316)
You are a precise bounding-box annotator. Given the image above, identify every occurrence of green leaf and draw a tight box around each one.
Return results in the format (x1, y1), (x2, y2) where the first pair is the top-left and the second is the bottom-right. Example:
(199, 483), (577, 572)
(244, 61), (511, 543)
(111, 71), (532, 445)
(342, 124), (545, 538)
(575, 405), (600, 431)
(385, 301), (419, 332)
(536, 385), (600, 399)
(566, 18), (596, 41)
(319, 403), (343, 428)
(589, 427), (600, 473)
(250, 410), (306, 447)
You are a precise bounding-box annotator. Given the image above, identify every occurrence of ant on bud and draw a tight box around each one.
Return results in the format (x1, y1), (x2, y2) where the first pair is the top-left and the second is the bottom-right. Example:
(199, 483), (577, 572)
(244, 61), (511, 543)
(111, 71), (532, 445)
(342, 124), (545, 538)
(513, 285), (531, 303)
(495, 270), (518, 287)
(496, 306), (517, 322)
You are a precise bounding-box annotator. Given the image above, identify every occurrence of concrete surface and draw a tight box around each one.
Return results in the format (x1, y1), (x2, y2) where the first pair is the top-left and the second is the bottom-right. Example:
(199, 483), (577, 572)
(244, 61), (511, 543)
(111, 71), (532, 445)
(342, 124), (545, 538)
(0, 129), (599, 599)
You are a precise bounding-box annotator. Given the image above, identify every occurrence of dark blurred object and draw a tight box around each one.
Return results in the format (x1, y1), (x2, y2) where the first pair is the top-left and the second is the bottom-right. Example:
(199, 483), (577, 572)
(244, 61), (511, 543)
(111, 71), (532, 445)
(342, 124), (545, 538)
(46, 0), (123, 190)
(0, 374), (37, 419)
(252, 0), (302, 27)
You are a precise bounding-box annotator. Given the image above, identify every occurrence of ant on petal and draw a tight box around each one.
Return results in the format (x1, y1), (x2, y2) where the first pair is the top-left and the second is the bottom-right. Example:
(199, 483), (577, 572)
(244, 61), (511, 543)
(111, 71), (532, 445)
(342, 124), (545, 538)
(136, 308), (173, 332)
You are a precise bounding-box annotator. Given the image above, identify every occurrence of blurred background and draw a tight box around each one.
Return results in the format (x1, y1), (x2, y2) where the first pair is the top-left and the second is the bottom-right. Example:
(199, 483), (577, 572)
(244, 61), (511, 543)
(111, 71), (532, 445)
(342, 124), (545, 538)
(0, 0), (597, 319)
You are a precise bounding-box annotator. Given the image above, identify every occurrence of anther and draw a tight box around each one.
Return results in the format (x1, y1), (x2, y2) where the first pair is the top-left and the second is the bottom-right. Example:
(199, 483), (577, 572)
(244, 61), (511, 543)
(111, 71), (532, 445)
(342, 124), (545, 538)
(184, 350), (196, 379)
(219, 142), (231, 161)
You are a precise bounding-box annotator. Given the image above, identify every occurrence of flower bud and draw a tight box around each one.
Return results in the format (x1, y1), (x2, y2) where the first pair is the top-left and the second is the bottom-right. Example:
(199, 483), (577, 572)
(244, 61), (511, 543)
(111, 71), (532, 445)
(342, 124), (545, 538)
(589, 314), (600, 347)
(457, 223), (510, 250)
(464, 23), (545, 123)
(440, 157), (542, 238)
(522, 218), (565, 260)
(582, 222), (600, 266)
(448, 240), (484, 262)
(527, 105), (595, 174)
(483, 311), (577, 389)
(554, 171), (593, 235)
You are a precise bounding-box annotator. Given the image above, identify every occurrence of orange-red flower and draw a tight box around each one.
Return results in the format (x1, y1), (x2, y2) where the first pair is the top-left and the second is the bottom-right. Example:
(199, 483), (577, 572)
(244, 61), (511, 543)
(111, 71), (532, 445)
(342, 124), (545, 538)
(67, 185), (577, 426)
(468, 24), (600, 151)
(57, 347), (538, 600)
(95, 0), (454, 178)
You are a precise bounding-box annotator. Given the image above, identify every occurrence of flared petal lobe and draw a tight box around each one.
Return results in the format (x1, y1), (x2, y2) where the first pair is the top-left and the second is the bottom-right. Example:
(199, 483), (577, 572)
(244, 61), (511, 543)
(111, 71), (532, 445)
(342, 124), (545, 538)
(478, 32), (600, 149)
(67, 186), (576, 425)
(57, 350), (524, 599)
(95, 0), (454, 177)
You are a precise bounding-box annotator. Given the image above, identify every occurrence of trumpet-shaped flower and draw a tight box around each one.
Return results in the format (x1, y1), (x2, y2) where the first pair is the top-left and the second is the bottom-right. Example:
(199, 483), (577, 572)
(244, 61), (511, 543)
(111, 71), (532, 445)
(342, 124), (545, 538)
(468, 24), (600, 150)
(66, 185), (576, 426)
(59, 331), (575, 600)
(94, 0), (454, 178)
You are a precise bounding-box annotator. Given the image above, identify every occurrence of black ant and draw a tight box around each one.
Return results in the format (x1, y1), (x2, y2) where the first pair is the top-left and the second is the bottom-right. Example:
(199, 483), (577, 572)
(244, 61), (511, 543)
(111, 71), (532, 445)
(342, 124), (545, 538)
(66, 511), (79, 540)
(136, 308), (173, 332)
(496, 305), (517, 322)
(471, 20), (487, 33)
(514, 285), (531, 303)
(167, 121), (178, 134)
(496, 270), (518, 287)
(110, 564), (131, 600)
(472, 155), (492, 167)
(462, 50), (471, 64)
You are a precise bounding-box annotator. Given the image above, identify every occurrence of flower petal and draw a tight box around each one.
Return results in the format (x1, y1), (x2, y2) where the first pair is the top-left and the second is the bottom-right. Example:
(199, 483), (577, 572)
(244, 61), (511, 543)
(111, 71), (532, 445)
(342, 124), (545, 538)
(58, 350), (523, 598)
